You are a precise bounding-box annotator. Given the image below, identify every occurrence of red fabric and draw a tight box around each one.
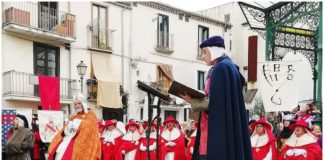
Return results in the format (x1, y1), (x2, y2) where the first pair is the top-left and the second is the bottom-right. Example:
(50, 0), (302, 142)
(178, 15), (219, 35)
(199, 112), (208, 155)
(136, 137), (157, 160)
(279, 143), (322, 160)
(186, 136), (196, 160)
(39, 75), (60, 110)
(34, 131), (41, 159)
(160, 133), (186, 160)
(101, 136), (122, 160)
(252, 140), (278, 160)
(116, 140), (140, 160)
(47, 135), (76, 160)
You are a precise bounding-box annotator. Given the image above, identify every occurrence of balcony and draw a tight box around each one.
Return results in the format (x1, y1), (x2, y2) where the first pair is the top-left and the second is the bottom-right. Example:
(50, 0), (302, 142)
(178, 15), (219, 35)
(2, 2), (76, 44)
(88, 26), (113, 53)
(155, 31), (174, 54)
(3, 71), (78, 104)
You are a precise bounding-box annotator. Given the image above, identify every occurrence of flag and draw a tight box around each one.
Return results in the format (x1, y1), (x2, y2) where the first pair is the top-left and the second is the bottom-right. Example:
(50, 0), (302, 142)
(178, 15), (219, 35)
(38, 110), (64, 143)
(39, 75), (60, 110)
(2, 109), (16, 146)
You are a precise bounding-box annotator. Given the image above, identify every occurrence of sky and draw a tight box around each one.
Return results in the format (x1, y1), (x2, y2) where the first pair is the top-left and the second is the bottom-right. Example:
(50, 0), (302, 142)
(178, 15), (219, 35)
(156, 0), (233, 12)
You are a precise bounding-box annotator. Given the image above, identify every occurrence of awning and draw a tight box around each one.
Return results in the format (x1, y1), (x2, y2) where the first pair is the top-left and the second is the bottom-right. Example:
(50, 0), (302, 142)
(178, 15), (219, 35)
(92, 53), (121, 108)
(158, 64), (174, 81)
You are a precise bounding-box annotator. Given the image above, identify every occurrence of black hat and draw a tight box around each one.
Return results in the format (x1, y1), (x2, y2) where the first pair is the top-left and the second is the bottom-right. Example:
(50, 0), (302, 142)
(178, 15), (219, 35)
(199, 35), (225, 49)
(16, 114), (29, 128)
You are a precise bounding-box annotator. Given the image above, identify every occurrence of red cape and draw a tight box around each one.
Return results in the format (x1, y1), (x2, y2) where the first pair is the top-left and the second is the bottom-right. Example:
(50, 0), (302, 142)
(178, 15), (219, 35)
(160, 132), (186, 160)
(279, 143), (322, 160)
(135, 137), (157, 160)
(186, 136), (196, 160)
(116, 140), (140, 160)
(252, 139), (278, 160)
(101, 136), (123, 160)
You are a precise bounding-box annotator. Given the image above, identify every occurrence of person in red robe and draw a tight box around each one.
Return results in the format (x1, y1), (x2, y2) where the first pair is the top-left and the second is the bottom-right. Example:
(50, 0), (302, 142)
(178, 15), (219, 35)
(116, 120), (141, 160)
(186, 122), (197, 160)
(136, 122), (158, 160)
(250, 118), (278, 160)
(98, 121), (105, 135)
(100, 120), (123, 160)
(279, 120), (322, 160)
(160, 116), (186, 160)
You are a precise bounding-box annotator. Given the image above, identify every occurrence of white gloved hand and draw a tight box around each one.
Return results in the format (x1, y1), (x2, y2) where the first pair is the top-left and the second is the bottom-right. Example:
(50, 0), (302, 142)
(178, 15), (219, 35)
(149, 142), (157, 151)
(135, 141), (139, 145)
(140, 145), (147, 151)
(190, 147), (194, 154)
(122, 150), (125, 155)
(293, 149), (307, 158)
(168, 141), (176, 146)
(285, 149), (295, 158)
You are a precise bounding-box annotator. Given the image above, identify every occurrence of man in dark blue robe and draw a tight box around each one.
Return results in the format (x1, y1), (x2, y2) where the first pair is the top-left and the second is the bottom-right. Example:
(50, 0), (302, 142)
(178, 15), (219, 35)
(188, 36), (253, 160)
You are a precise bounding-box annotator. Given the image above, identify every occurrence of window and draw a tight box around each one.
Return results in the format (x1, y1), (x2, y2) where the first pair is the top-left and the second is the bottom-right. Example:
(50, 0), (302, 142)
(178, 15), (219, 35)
(38, 2), (58, 30)
(165, 110), (177, 120)
(184, 109), (187, 121)
(197, 71), (205, 91)
(157, 14), (169, 48)
(34, 43), (59, 77)
(140, 108), (143, 120)
(198, 25), (209, 57)
(34, 43), (59, 96)
(92, 4), (107, 49)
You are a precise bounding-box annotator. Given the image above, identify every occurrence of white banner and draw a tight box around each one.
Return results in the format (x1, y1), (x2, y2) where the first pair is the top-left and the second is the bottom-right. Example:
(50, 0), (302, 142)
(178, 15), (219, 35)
(38, 110), (64, 143)
(258, 61), (299, 112)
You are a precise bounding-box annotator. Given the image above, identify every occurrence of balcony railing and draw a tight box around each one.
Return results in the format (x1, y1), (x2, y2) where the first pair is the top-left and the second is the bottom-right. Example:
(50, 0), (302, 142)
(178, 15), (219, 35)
(155, 31), (174, 53)
(88, 26), (113, 51)
(2, 2), (76, 37)
(3, 71), (78, 100)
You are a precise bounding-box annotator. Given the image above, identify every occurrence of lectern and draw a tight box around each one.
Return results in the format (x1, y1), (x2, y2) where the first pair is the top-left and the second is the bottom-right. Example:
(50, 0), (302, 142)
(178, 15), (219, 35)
(137, 80), (170, 160)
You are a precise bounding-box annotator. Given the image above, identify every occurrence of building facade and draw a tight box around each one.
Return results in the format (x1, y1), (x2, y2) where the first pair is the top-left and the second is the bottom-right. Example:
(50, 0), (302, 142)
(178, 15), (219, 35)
(2, 2), (230, 124)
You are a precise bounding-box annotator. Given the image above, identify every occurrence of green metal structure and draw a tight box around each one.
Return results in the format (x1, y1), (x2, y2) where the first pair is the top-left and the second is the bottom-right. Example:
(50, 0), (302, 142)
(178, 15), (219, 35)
(239, 2), (322, 108)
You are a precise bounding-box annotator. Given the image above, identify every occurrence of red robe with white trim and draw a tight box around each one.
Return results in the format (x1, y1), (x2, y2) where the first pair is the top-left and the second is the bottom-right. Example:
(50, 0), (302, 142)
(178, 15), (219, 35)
(115, 130), (141, 160)
(160, 128), (186, 160)
(100, 135), (123, 160)
(136, 133), (157, 160)
(279, 131), (322, 160)
(186, 130), (196, 160)
(251, 134), (278, 160)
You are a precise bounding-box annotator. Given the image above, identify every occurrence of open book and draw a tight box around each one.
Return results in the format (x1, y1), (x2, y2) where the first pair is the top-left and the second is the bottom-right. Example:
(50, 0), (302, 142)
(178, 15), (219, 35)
(168, 81), (206, 99)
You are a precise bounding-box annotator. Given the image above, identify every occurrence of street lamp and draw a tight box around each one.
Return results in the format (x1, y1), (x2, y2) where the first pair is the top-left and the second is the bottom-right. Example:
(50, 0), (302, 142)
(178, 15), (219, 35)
(77, 61), (87, 93)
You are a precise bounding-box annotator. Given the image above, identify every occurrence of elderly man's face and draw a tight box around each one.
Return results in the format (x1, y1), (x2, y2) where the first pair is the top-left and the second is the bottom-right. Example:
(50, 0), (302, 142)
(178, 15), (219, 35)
(256, 124), (265, 135)
(201, 47), (212, 66)
(74, 100), (83, 113)
(295, 126), (306, 137)
(13, 117), (19, 127)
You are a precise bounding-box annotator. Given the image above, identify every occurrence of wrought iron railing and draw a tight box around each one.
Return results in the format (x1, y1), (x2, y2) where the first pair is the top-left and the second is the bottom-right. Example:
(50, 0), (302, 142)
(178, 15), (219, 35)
(3, 71), (78, 100)
(155, 31), (174, 53)
(2, 2), (76, 37)
(88, 26), (113, 51)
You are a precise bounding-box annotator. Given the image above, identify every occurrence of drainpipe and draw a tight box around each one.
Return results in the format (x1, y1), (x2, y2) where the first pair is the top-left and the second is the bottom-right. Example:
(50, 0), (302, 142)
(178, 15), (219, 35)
(68, 2), (72, 116)
(121, 7), (125, 87)
(129, 5), (133, 94)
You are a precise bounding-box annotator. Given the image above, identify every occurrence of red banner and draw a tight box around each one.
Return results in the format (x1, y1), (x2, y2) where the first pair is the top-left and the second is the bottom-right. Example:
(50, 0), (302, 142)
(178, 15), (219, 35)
(39, 75), (60, 110)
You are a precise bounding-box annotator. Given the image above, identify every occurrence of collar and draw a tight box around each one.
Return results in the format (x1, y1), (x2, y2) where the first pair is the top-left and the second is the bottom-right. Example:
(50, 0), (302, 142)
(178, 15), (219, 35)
(251, 133), (269, 147)
(285, 130), (317, 147)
